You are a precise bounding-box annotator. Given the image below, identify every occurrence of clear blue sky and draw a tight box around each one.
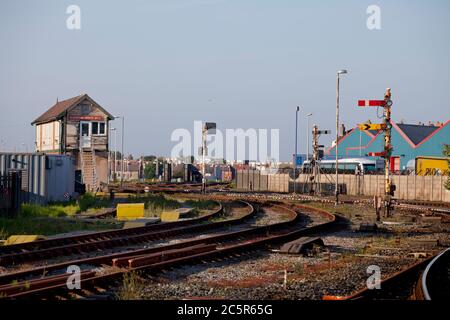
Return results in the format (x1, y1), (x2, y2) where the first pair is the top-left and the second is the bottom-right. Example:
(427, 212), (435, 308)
(1, 0), (449, 160)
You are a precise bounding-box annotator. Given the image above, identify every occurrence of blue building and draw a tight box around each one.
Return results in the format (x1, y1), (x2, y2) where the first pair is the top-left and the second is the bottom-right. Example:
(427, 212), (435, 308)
(326, 120), (450, 171)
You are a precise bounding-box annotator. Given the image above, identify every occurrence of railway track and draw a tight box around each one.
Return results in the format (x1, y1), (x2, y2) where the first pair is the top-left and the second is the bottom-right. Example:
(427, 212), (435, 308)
(0, 201), (266, 267)
(328, 248), (448, 300)
(108, 181), (449, 215)
(336, 257), (434, 300)
(0, 201), (223, 265)
(0, 202), (336, 299)
(2, 182), (445, 300)
(107, 182), (230, 194)
(420, 247), (450, 300)
(0, 201), (254, 284)
(210, 191), (450, 216)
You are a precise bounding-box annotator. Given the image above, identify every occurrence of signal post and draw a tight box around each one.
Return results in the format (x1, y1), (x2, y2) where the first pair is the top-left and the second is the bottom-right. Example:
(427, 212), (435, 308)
(358, 88), (394, 217)
(311, 125), (330, 195)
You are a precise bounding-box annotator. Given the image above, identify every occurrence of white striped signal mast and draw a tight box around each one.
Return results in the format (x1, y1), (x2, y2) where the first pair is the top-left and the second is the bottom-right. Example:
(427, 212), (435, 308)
(358, 89), (394, 217)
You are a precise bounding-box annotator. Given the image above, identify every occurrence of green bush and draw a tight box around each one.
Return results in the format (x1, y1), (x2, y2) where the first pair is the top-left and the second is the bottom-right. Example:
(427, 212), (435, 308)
(21, 204), (67, 218)
(78, 193), (109, 212)
(78, 193), (97, 212)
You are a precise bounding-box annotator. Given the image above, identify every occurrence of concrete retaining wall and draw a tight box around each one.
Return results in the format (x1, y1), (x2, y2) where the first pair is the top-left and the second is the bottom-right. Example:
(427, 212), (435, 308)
(235, 170), (450, 202)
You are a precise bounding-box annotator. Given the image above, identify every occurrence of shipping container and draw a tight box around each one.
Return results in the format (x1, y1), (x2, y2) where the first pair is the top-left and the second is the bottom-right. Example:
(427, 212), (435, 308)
(0, 153), (76, 203)
(415, 156), (449, 176)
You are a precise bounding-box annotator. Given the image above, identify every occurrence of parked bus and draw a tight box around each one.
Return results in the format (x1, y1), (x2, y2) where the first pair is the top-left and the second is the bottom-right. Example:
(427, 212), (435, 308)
(301, 158), (384, 175)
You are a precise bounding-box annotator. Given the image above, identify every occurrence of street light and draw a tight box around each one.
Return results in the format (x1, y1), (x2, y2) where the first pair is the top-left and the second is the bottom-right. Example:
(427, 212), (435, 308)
(115, 116), (125, 187)
(110, 127), (117, 182)
(306, 113), (313, 162)
(335, 69), (348, 206)
(201, 122), (216, 194)
(294, 106), (300, 193)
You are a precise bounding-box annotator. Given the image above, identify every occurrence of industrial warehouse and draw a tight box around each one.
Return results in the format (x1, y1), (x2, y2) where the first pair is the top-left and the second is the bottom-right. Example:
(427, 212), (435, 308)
(0, 1), (449, 316)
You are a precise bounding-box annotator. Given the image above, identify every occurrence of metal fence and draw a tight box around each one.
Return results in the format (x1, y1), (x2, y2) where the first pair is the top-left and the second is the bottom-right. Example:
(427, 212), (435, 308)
(0, 171), (22, 218)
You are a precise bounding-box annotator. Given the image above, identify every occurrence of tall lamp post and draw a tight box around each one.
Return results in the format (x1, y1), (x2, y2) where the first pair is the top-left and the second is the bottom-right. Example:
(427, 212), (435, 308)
(294, 106), (300, 194)
(201, 122), (216, 194)
(306, 113), (313, 162)
(115, 116), (125, 187)
(335, 69), (348, 206)
(110, 127), (117, 182)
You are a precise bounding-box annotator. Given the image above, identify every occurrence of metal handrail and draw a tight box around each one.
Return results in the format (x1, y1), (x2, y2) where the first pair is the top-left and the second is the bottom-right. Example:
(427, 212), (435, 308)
(91, 145), (98, 191)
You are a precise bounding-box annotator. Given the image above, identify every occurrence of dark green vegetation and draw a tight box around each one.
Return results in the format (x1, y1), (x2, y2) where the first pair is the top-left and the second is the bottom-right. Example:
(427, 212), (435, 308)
(0, 193), (217, 240)
(0, 214), (120, 240)
(125, 193), (181, 210)
(0, 193), (118, 240)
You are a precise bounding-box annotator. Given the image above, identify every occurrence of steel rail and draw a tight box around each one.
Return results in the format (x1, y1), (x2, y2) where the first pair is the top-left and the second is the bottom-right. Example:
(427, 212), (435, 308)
(2, 202), (335, 299)
(421, 247), (450, 300)
(0, 201), (261, 266)
(324, 255), (436, 300)
(0, 201), (223, 256)
(0, 201), (254, 283)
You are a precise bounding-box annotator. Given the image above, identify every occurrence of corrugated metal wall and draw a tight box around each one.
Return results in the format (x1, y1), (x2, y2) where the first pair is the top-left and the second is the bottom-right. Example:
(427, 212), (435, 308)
(0, 153), (75, 203)
(45, 155), (75, 202)
(0, 153), (46, 201)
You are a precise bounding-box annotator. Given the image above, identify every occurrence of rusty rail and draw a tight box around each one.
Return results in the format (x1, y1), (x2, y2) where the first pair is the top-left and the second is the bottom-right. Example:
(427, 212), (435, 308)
(0, 201), (227, 266)
(1, 202), (335, 299)
(420, 247), (450, 300)
(0, 201), (253, 283)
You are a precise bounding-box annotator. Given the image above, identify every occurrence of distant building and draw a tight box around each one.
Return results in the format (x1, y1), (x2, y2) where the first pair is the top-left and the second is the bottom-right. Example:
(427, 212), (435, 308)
(112, 159), (143, 181)
(31, 94), (114, 191)
(213, 164), (235, 181)
(327, 120), (450, 172)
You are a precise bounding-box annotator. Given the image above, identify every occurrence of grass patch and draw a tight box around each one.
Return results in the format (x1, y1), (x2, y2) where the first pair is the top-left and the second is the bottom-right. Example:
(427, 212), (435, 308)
(126, 193), (180, 209)
(21, 203), (79, 218)
(0, 217), (120, 240)
(116, 271), (145, 300)
(123, 194), (182, 218)
(0, 194), (119, 239)
(78, 193), (109, 212)
(19, 193), (111, 219)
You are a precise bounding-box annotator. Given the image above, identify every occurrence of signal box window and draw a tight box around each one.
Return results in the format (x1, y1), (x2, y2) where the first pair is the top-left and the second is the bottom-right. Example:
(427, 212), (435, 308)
(92, 121), (106, 135)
